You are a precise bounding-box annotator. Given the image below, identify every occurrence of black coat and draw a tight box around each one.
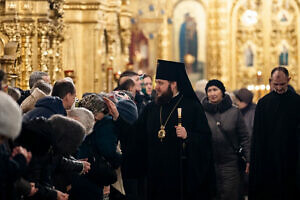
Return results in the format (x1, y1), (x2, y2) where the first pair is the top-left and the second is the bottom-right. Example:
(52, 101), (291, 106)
(249, 90), (300, 200)
(15, 118), (84, 200)
(116, 94), (216, 200)
(0, 144), (28, 200)
(71, 116), (122, 200)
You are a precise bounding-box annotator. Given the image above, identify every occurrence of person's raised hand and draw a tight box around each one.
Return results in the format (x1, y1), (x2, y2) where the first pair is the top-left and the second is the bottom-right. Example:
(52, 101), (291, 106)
(103, 97), (119, 120)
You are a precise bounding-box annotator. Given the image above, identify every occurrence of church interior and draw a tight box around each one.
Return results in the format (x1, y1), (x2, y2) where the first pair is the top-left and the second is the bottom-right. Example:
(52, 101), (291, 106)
(1, 0), (299, 100)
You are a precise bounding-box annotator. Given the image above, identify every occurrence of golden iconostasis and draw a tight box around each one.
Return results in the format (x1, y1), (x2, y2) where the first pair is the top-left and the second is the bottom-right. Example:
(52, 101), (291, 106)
(1, 0), (299, 98)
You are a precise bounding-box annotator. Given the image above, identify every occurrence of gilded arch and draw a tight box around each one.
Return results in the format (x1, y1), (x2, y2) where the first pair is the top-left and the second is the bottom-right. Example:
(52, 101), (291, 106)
(230, 0), (300, 92)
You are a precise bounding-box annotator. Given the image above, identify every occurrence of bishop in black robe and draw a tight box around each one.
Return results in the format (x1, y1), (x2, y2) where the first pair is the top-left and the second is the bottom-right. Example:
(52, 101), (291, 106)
(107, 60), (216, 200)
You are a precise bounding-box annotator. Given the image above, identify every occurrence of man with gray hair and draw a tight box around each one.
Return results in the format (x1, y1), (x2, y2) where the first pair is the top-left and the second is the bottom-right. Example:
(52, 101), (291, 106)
(17, 71), (50, 104)
(29, 71), (50, 89)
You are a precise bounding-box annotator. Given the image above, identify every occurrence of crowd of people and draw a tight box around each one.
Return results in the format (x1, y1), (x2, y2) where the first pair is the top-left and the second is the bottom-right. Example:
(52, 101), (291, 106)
(0, 62), (299, 200)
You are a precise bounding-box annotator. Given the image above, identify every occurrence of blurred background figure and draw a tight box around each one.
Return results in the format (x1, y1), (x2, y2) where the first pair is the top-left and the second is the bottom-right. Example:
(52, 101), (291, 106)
(142, 74), (155, 103)
(0, 70), (7, 92)
(233, 88), (256, 200)
(234, 88), (256, 137)
(195, 79), (207, 102)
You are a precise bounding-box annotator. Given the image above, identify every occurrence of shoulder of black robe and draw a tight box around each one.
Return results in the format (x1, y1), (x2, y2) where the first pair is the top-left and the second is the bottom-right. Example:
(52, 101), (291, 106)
(249, 90), (300, 199)
(181, 97), (217, 199)
(115, 102), (153, 178)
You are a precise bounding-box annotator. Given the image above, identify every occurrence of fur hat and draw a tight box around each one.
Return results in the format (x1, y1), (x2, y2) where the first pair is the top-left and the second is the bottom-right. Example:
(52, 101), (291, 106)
(234, 88), (253, 104)
(116, 99), (138, 124)
(49, 114), (85, 155)
(67, 107), (95, 135)
(205, 79), (226, 96)
(0, 91), (22, 139)
(21, 88), (47, 113)
(7, 86), (21, 101)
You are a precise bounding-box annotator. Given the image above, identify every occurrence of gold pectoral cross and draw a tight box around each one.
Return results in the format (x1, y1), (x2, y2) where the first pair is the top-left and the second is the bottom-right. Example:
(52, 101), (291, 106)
(158, 125), (166, 142)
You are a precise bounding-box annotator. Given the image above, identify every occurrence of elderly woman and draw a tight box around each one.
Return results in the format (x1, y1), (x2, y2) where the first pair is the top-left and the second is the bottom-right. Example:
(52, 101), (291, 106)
(202, 80), (250, 200)
(70, 94), (122, 200)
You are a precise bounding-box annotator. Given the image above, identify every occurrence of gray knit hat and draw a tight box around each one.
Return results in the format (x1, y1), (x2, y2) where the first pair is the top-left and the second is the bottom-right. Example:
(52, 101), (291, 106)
(234, 88), (253, 104)
(78, 94), (108, 115)
(0, 91), (22, 139)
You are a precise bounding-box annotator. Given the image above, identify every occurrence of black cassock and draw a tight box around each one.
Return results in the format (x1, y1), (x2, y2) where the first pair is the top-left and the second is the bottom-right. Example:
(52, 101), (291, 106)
(249, 90), (300, 200)
(117, 94), (216, 200)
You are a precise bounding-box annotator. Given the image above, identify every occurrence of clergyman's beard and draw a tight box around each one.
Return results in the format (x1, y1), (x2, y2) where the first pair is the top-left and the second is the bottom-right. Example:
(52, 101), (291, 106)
(155, 85), (173, 105)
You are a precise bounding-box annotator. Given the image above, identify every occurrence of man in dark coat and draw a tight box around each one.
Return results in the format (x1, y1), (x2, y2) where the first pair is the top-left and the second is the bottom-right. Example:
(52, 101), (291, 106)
(23, 80), (76, 122)
(249, 67), (300, 200)
(105, 60), (216, 200)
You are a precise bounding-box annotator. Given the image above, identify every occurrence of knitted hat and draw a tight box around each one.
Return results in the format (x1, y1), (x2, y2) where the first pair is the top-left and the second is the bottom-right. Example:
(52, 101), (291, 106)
(116, 99), (138, 124)
(0, 91), (22, 139)
(78, 94), (108, 115)
(105, 90), (133, 103)
(234, 88), (253, 104)
(205, 79), (226, 96)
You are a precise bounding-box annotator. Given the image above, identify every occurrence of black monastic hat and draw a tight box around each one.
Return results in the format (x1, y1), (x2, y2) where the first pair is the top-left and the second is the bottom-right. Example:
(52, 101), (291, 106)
(155, 59), (199, 103)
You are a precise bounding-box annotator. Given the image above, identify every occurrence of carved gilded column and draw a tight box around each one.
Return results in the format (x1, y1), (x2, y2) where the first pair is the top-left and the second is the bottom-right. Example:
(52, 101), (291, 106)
(48, 0), (65, 81)
(2, 18), (22, 86)
(20, 19), (35, 89)
(119, 0), (132, 65)
(158, 17), (169, 60)
(207, 0), (221, 79)
(37, 18), (50, 72)
(51, 33), (64, 81)
(105, 0), (121, 91)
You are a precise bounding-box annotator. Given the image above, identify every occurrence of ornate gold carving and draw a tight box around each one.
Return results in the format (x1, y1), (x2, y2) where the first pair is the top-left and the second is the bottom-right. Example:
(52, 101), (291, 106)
(0, 41), (21, 87)
(20, 19), (35, 89)
(37, 18), (51, 72)
(64, 2), (100, 10)
(119, 0), (132, 60)
(270, 0), (298, 88)
(235, 2), (264, 89)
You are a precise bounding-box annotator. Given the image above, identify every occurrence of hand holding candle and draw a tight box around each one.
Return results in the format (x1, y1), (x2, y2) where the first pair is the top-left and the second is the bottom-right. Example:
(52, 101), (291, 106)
(175, 108), (187, 139)
(178, 108), (182, 127)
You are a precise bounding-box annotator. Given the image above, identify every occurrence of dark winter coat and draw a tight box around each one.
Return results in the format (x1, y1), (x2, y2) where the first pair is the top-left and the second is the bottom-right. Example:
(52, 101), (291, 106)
(135, 92), (148, 116)
(202, 95), (250, 200)
(116, 94), (216, 200)
(14, 118), (84, 200)
(249, 90), (300, 200)
(22, 96), (66, 123)
(71, 115), (122, 200)
(16, 88), (30, 105)
(240, 103), (256, 138)
(0, 143), (28, 200)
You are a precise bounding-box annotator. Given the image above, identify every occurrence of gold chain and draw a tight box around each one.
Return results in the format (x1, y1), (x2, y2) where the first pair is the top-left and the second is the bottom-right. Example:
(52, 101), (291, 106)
(159, 95), (183, 129)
